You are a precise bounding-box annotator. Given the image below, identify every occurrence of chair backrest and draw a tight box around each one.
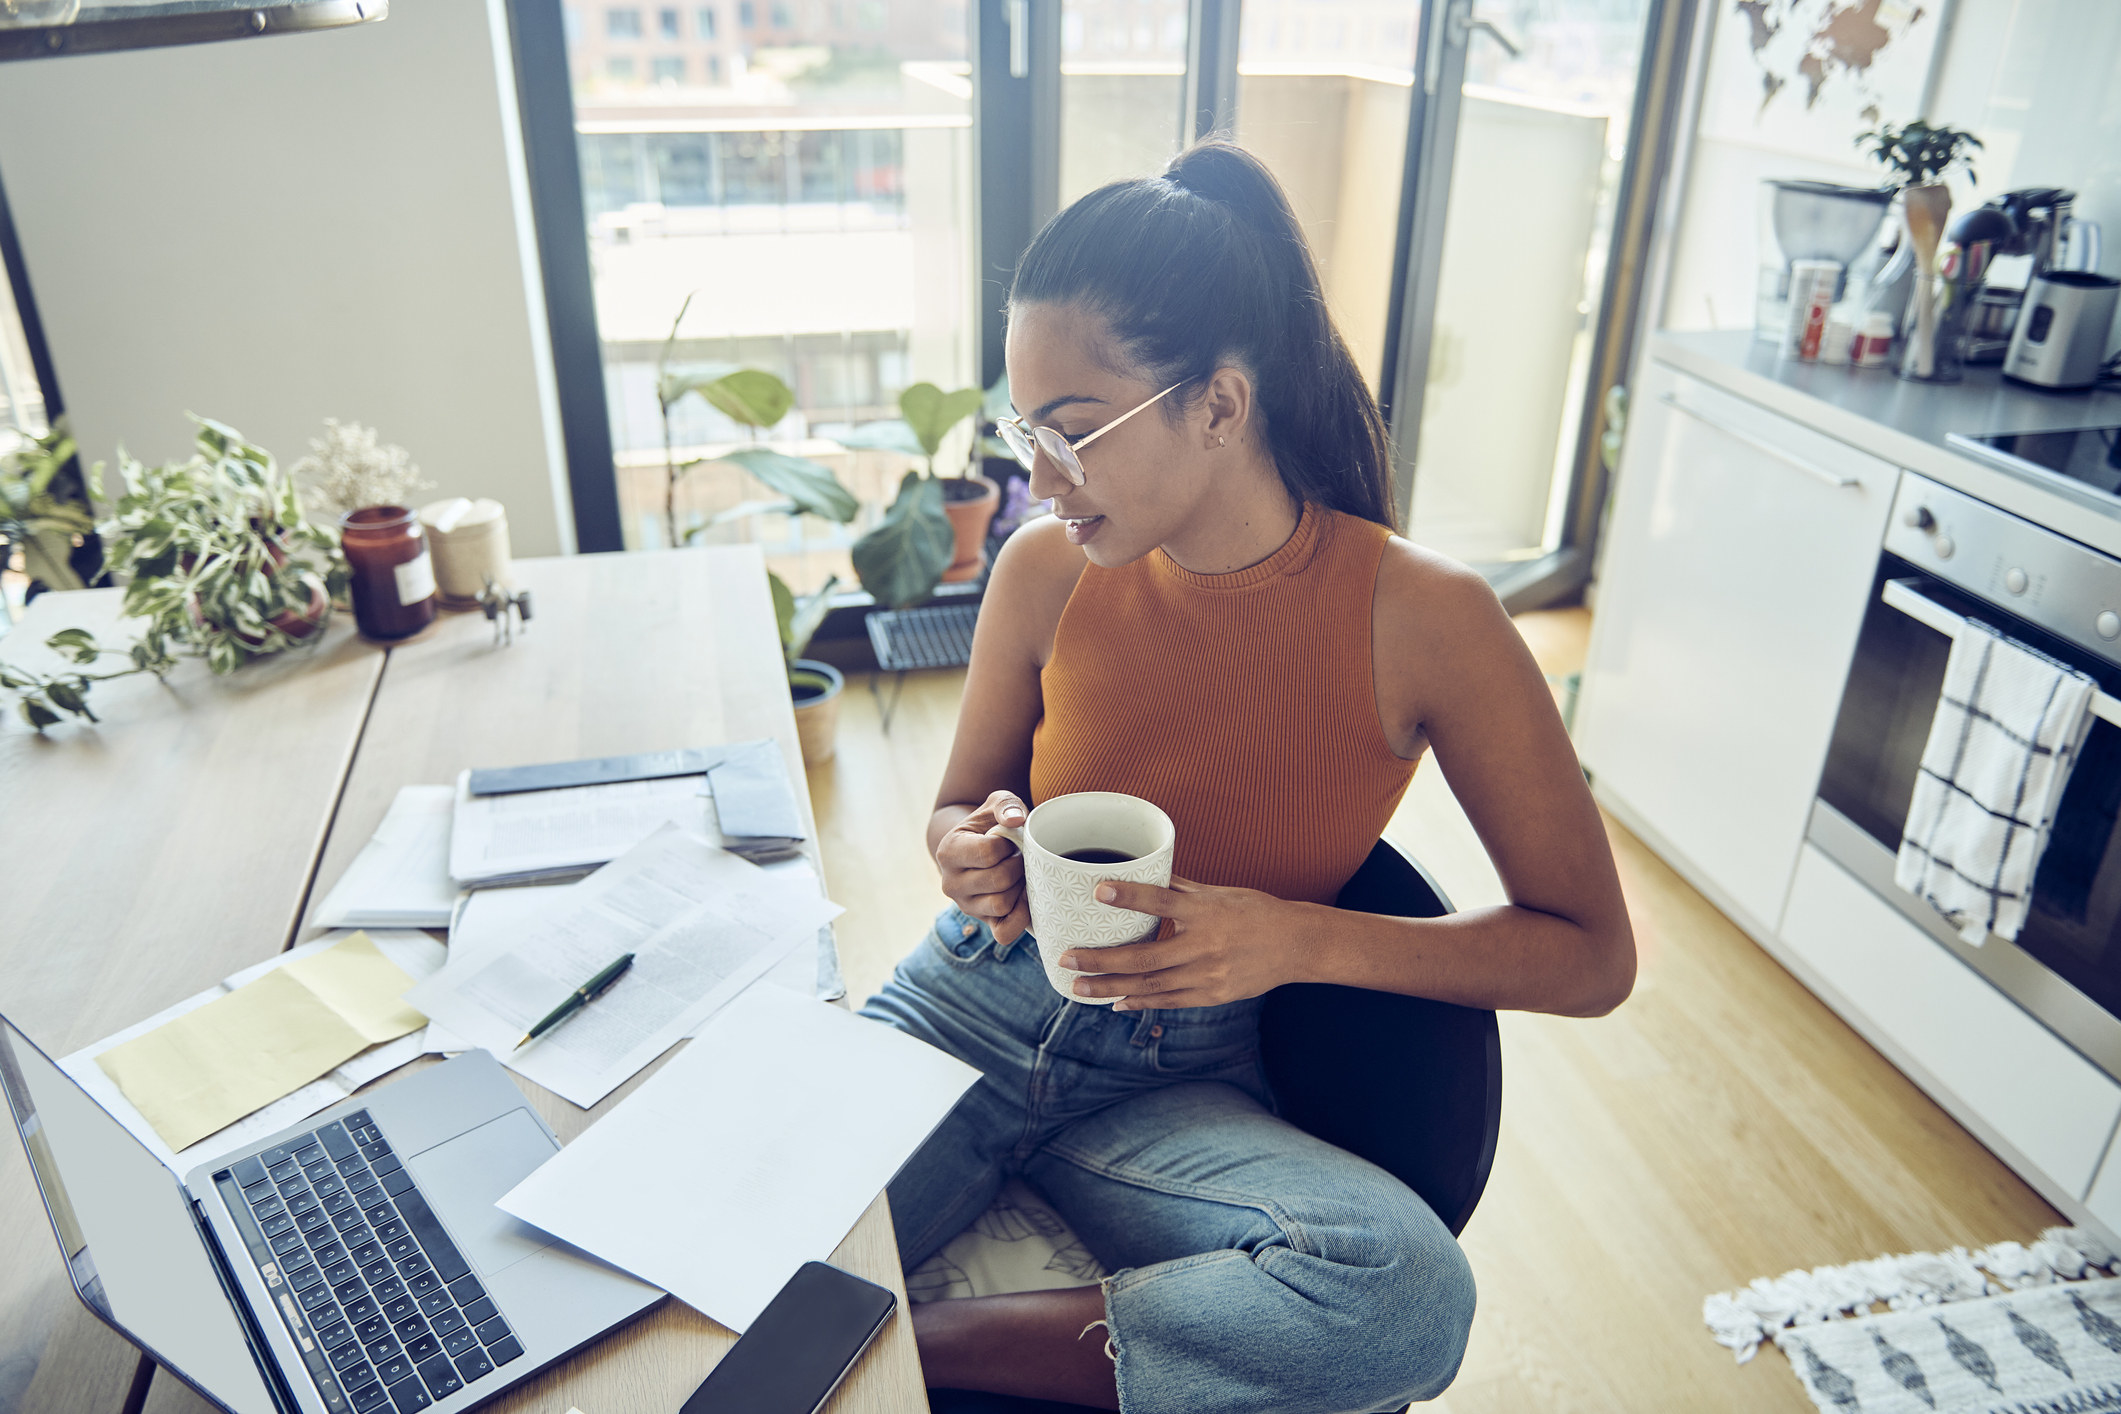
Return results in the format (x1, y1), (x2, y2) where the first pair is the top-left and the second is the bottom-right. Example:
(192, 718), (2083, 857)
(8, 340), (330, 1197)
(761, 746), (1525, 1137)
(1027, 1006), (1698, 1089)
(1257, 839), (1502, 1237)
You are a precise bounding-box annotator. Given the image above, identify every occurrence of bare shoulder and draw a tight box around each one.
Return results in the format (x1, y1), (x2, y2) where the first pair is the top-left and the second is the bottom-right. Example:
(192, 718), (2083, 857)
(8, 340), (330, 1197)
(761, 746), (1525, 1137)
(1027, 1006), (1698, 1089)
(984, 514), (1090, 669)
(1371, 534), (1521, 756)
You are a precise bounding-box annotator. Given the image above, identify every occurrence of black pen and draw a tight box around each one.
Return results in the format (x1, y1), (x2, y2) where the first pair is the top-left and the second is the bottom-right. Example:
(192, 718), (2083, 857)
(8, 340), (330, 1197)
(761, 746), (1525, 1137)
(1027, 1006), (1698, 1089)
(514, 953), (636, 1050)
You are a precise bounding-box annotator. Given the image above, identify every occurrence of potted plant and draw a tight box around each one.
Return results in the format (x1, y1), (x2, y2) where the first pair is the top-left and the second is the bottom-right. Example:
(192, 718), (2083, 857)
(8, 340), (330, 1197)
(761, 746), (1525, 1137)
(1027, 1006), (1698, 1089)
(2, 416), (349, 730)
(773, 570), (844, 766)
(655, 293), (859, 548)
(842, 381), (989, 605)
(0, 421), (95, 595)
(1857, 120), (1983, 382)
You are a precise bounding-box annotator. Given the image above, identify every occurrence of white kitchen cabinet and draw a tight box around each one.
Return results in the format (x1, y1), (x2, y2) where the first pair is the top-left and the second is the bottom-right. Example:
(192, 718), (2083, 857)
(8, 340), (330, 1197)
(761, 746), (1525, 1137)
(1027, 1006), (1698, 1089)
(1577, 361), (1899, 931)
(1782, 845), (2121, 1201)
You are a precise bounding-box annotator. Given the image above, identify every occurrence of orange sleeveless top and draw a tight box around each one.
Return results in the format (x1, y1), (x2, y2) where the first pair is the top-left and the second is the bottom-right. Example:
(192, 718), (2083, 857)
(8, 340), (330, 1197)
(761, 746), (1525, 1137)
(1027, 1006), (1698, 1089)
(1028, 505), (1419, 906)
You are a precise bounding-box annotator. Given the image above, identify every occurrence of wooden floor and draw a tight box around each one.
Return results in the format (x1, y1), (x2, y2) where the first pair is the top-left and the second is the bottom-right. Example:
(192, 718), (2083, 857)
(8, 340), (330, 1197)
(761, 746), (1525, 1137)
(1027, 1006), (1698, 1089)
(809, 608), (2062, 1412)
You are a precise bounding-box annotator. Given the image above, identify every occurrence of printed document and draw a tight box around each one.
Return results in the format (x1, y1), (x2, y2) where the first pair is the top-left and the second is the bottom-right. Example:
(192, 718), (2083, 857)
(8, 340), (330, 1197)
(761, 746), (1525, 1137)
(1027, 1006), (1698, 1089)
(407, 826), (841, 1107)
(496, 983), (979, 1331)
(315, 784), (459, 928)
(70, 931), (444, 1165)
(448, 771), (709, 887)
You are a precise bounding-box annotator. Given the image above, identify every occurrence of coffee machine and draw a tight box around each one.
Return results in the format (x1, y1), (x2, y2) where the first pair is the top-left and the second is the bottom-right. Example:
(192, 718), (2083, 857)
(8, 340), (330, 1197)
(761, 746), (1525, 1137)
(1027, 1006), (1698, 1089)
(1949, 187), (2104, 363)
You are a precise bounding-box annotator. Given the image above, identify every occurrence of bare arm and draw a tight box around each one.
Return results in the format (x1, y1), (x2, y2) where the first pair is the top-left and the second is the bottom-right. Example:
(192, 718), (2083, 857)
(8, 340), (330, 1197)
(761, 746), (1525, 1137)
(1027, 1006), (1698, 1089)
(1071, 541), (1634, 1018)
(925, 517), (1085, 942)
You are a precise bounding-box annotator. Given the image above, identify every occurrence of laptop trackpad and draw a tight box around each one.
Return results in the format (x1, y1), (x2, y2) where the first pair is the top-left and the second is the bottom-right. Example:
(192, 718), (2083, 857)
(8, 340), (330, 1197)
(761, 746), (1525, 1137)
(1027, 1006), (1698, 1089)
(404, 1109), (560, 1279)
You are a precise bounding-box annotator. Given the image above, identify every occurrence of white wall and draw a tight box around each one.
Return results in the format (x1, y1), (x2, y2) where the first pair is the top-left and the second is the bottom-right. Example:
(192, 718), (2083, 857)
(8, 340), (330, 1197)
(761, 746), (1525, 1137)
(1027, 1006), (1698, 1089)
(0, 0), (575, 555)
(1663, 0), (2121, 346)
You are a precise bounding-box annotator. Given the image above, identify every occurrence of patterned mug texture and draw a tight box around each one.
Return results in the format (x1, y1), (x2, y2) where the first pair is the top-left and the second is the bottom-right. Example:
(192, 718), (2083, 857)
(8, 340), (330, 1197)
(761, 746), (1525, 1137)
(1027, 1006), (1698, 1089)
(989, 792), (1175, 1004)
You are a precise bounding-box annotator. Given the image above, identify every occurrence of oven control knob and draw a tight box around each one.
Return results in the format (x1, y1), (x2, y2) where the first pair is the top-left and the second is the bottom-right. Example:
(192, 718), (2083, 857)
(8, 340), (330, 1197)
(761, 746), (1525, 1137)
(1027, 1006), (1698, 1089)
(2100, 611), (2121, 641)
(1934, 534), (1955, 560)
(1903, 505), (1935, 530)
(2005, 567), (2029, 595)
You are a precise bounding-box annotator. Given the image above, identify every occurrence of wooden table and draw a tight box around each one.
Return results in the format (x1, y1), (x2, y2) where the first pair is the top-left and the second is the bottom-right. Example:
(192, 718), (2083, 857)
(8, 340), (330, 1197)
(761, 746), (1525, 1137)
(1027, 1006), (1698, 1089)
(1, 549), (925, 1414)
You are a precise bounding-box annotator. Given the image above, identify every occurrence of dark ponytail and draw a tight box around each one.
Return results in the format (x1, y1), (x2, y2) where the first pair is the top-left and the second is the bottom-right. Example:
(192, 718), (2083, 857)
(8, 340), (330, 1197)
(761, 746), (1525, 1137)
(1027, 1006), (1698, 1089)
(1008, 140), (1395, 529)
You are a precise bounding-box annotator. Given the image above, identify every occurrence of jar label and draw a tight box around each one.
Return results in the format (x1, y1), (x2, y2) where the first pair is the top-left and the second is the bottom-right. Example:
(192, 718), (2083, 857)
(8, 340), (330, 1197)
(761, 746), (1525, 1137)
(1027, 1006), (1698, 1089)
(395, 549), (437, 606)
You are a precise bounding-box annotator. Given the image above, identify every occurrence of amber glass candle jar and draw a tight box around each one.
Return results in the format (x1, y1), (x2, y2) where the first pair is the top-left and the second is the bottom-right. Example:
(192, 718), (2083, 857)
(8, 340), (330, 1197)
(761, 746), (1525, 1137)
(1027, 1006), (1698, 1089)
(339, 505), (438, 640)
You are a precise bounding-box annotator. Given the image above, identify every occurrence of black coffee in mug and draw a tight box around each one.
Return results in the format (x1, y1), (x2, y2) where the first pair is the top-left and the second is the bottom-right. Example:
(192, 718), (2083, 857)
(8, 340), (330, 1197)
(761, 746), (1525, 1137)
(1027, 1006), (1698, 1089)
(1061, 847), (1137, 865)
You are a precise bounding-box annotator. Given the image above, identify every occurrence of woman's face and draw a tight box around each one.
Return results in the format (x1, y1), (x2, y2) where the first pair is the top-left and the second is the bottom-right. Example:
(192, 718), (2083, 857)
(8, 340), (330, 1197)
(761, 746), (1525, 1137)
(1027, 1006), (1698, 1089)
(1004, 302), (1213, 569)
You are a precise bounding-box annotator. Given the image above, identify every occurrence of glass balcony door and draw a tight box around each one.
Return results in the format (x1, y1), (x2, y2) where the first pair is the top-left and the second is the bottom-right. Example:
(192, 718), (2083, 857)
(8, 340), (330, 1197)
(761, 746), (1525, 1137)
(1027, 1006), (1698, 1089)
(1387, 0), (1655, 584)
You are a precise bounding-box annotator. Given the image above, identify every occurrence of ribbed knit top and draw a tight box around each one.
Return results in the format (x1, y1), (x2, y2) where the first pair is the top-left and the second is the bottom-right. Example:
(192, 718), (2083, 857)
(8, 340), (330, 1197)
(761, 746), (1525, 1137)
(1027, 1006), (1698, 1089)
(1029, 505), (1419, 906)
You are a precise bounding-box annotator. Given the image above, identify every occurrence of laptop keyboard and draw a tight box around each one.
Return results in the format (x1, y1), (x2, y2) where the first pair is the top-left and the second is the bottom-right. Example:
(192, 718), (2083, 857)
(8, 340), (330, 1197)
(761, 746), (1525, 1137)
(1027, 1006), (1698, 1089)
(213, 1109), (523, 1414)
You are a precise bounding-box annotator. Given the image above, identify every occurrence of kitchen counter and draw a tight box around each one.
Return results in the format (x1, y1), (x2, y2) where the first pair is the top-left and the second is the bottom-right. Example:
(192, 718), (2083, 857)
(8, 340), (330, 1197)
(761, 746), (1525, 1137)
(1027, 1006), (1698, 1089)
(1652, 329), (2121, 557)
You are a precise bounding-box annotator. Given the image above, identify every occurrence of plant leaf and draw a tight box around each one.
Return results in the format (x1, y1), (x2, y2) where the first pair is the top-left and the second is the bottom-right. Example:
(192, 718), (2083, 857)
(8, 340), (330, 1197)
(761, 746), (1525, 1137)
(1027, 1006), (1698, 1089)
(786, 574), (839, 665)
(714, 448), (859, 523)
(692, 370), (795, 430)
(19, 696), (60, 730)
(833, 420), (928, 457)
(851, 472), (953, 609)
(769, 570), (797, 651)
(44, 627), (100, 665)
(43, 678), (95, 721)
(898, 383), (983, 459)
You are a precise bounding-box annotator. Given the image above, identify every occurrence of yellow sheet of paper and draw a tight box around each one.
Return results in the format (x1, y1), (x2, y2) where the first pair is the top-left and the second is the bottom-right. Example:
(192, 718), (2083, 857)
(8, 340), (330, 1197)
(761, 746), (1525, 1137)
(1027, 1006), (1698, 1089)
(95, 933), (423, 1151)
(279, 932), (428, 1044)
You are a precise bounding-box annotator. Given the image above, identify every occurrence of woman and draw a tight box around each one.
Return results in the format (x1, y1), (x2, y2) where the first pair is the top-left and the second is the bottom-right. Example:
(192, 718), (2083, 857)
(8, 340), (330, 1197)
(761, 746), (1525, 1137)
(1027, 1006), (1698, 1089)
(859, 141), (1635, 1414)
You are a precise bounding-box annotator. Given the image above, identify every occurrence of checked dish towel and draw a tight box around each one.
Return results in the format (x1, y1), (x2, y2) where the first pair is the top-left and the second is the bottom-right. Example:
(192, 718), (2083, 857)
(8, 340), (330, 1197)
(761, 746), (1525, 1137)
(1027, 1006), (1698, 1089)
(1895, 617), (2096, 946)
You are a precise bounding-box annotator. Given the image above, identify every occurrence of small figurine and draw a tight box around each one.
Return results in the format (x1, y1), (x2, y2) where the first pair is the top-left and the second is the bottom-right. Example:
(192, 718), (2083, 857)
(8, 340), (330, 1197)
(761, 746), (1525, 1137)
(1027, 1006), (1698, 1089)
(478, 576), (533, 646)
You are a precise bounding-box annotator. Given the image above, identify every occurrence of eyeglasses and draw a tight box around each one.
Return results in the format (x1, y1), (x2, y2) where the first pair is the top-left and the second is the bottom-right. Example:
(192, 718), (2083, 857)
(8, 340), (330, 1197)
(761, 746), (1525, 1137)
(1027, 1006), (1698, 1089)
(994, 382), (1182, 486)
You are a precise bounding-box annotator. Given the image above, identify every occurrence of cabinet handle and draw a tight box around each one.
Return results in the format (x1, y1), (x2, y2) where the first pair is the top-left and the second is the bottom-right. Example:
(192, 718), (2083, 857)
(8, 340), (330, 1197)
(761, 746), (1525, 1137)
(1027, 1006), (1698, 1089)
(1658, 392), (1862, 489)
(1881, 578), (2121, 728)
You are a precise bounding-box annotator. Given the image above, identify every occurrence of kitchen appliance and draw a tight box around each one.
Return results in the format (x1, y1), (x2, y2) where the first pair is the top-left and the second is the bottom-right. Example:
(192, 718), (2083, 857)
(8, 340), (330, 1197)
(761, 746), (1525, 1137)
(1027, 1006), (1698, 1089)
(1755, 179), (1894, 340)
(1950, 425), (2121, 503)
(2005, 270), (2121, 390)
(1813, 471), (2121, 1082)
(1947, 188), (2099, 364)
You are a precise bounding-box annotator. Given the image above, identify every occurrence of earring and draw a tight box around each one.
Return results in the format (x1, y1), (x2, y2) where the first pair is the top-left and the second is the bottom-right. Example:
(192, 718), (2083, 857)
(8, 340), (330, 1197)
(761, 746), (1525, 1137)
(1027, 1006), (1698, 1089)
(1216, 436), (1226, 447)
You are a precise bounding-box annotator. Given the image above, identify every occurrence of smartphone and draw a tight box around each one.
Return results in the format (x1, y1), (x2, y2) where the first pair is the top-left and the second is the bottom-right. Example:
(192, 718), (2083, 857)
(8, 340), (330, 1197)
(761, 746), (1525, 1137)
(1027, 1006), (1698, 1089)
(679, 1262), (898, 1414)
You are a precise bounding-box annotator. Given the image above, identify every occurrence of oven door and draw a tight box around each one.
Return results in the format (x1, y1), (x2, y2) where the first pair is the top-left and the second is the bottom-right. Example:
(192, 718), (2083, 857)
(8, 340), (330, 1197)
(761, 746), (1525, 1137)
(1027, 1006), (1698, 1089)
(1813, 556), (2121, 1082)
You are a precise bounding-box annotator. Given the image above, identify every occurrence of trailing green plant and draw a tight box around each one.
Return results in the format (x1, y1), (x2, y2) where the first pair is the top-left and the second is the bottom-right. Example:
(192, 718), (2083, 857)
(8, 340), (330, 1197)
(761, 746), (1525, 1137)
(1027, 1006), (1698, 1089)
(655, 293), (859, 549)
(0, 421), (97, 593)
(3, 417), (348, 732)
(1857, 120), (1983, 187)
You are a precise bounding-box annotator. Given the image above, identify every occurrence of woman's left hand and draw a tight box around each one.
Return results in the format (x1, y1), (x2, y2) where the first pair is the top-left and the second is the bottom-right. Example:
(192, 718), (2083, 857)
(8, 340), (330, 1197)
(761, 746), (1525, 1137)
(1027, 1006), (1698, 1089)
(1058, 876), (1307, 1010)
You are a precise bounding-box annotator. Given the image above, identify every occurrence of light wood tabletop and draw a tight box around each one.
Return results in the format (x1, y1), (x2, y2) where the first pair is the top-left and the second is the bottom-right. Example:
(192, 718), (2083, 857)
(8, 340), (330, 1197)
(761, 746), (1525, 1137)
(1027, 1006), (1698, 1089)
(5, 550), (927, 1414)
(1, 590), (385, 1414)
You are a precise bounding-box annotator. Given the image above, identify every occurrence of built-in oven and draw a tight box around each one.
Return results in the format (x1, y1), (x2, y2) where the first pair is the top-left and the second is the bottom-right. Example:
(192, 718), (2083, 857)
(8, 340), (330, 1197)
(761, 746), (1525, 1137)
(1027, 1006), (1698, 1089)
(1813, 471), (2121, 1083)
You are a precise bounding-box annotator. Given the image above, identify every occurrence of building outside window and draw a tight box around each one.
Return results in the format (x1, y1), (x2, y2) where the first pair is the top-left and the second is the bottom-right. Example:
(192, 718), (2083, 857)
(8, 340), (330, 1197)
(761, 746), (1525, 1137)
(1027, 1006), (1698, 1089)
(658, 7), (680, 37)
(563, 0), (975, 584)
(606, 53), (637, 77)
(606, 7), (642, 38)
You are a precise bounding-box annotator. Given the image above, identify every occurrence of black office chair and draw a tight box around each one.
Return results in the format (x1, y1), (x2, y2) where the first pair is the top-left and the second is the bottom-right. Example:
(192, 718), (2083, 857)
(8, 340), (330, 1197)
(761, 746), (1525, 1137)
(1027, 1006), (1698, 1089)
(930, 841), (1504, 1414)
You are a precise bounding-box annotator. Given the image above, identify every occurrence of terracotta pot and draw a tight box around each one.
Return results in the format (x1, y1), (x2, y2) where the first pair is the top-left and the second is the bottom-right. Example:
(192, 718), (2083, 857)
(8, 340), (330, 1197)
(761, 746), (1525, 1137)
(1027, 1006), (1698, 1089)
(789, 659), (844, 767)
(939, 475), (1000, 583)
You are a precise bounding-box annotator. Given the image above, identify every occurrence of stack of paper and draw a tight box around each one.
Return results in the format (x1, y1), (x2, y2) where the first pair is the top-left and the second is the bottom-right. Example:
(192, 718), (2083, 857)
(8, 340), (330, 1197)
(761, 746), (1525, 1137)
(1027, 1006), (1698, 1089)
(700, 739), (807, 862)
(497, 983), (980, 1332)
(65, 931), (446, 1171)
(314, 785), (460, 928)
(407, 825), (841, 1108)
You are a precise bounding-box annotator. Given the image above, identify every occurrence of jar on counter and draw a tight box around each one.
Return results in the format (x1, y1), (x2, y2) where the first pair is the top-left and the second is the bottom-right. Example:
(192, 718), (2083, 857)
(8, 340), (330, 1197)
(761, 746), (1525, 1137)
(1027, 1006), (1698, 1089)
(339, 505), (438, 640)
(418, 496), (513, 607)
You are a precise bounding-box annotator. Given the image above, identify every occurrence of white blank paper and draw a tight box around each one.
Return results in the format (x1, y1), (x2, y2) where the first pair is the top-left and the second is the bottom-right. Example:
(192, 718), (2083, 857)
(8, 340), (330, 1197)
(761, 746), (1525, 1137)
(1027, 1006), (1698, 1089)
(495, 984), (980, 1332)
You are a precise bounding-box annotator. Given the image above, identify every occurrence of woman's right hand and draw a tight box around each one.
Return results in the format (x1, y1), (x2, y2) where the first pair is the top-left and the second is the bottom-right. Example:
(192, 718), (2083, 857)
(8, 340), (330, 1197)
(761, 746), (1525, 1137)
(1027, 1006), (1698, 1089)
(937, 790), (1032, 945)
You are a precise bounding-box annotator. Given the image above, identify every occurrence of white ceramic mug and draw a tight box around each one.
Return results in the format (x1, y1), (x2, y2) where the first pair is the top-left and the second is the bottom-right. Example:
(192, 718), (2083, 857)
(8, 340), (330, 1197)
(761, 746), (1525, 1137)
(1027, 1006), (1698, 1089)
(989, 791), (1176, 1003)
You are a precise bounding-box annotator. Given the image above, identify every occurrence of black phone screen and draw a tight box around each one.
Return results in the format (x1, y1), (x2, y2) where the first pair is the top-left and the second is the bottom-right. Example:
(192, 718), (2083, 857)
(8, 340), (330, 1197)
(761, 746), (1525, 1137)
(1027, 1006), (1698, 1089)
(680, 1262), (898, 1414)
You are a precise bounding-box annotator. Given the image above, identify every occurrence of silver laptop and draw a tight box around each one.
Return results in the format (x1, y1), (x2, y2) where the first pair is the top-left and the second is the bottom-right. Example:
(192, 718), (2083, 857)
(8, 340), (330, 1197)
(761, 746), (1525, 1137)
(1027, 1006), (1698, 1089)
(0, 1015), (661, 1414)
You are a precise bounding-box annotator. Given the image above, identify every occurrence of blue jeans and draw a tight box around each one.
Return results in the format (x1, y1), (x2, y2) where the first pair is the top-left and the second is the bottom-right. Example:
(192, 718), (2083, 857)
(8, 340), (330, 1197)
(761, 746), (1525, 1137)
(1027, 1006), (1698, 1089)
(859, 906), (1477, 1414)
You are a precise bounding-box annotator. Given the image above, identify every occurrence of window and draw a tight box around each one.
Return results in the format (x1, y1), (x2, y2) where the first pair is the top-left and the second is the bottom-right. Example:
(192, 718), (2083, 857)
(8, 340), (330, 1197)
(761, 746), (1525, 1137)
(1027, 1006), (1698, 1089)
(605, 7), (641, 38)
(696, 4), (715, 36)
(606, 54), (636, 77)
(658, 6), (679, 36)
(651, 55), (685, 82)
(737, 0), (753, 26)
(562, 5), (580, 41)
(769, 1), (791, 27)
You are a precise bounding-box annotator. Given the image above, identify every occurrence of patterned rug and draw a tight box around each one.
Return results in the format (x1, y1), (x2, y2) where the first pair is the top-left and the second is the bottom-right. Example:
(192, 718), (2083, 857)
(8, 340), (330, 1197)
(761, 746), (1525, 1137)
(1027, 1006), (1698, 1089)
(1705, 1228), (2121, 1413)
